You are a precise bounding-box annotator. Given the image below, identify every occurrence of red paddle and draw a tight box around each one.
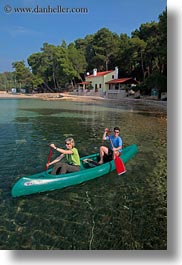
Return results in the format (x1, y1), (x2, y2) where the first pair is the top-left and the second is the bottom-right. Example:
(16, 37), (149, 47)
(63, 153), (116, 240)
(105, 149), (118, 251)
(109, 134), (126, 175)
(114, 155), (126, 175)
(46, 147), (53, 170)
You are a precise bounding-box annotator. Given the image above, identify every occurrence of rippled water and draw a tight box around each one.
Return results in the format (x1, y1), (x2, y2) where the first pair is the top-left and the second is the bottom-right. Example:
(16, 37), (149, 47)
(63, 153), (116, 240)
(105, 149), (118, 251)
(0, 98), (167, 250)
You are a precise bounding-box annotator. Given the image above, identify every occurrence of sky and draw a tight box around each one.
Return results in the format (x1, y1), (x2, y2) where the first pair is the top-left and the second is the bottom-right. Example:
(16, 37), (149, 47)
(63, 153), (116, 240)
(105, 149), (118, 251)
(0, 0), (167, 73)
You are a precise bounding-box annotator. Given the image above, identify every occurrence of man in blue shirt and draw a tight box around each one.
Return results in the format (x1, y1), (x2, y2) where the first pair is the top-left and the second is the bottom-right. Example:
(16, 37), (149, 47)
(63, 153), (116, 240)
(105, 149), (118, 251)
(98, 127), (122, 164)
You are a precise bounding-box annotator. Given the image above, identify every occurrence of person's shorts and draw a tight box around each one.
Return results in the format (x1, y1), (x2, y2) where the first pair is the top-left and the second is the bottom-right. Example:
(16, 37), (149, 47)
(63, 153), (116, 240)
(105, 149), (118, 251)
(103, 148), (113, 163)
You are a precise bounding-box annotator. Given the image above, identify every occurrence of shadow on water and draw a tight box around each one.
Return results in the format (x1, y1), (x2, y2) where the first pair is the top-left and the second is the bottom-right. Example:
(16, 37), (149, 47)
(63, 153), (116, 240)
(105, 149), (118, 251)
(0, 99), (167, 250)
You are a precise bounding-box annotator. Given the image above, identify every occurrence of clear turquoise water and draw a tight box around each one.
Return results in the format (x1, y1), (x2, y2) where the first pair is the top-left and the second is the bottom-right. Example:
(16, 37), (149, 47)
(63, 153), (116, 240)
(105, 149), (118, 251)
(0, 98), (167, 250)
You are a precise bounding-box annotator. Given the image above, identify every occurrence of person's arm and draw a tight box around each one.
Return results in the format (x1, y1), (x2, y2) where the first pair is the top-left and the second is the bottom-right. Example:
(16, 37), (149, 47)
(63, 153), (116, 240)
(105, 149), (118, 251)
(50, 143), (73, 155)
(47, 153), (64, 167)
(102, 128), (109, 140)
(46, 143), (73, 168)
(112, 145), (122, 152)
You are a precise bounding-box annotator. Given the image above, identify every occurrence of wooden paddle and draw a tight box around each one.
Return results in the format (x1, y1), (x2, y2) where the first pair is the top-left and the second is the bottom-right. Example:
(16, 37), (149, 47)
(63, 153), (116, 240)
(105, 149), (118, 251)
(46, 147), (53, 170)
(110, 136), (126, 175)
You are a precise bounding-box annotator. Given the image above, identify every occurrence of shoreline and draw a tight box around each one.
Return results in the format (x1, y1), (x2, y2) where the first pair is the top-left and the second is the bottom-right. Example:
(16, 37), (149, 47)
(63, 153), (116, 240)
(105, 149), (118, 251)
(0, 91), (167, 112)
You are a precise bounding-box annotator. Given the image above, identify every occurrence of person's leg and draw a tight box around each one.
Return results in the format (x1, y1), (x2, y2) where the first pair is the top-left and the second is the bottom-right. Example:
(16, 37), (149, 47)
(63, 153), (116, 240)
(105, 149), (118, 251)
(52, 162), (80, 175)
(58, 163), (68, 174)
(62, 164), (80, 174)
(98, 146), (109, 164)
(51, 162), (63, 175)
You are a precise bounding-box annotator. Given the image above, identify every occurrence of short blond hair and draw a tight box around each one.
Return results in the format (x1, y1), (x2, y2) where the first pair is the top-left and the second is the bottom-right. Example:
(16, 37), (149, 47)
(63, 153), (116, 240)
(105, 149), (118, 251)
(65, 137), (75, 147)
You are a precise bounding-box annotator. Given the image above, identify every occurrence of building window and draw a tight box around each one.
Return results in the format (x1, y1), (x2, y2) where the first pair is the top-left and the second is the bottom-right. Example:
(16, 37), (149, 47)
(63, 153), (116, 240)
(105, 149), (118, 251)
(112, 75), (114, 79)
(115, 84), (119, 90)
(99, 84), (102, 88)
(95, 84), (98, 92)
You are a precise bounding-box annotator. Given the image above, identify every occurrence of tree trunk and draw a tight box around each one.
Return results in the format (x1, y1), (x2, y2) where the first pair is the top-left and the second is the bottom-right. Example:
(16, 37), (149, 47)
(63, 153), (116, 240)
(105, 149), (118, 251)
(140, 50), (145, 81)
(43, 82), (54, 93)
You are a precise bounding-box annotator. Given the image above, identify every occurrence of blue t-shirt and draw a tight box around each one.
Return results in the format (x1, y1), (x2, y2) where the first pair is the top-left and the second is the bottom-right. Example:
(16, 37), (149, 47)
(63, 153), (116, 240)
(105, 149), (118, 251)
(106, 135), (122, 153)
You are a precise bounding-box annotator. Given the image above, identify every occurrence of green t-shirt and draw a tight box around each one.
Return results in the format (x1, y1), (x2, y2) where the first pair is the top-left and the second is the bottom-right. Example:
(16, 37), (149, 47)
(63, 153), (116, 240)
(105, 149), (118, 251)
(65, 147), (80, 166)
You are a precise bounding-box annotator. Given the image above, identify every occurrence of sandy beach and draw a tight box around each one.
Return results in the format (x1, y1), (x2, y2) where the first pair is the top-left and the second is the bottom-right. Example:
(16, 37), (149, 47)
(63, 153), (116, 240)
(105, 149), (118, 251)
(0, 91), (102, 101)
(0, 91), (167, 111)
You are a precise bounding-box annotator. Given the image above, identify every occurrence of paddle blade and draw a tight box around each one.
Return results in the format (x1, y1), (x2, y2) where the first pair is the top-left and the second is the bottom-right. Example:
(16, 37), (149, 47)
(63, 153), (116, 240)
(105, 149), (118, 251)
(114, 156), (127, 175)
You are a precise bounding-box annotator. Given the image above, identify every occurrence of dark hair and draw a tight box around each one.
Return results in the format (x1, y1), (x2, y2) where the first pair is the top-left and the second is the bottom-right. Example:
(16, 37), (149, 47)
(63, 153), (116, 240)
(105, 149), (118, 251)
(114, 127), (120, 131)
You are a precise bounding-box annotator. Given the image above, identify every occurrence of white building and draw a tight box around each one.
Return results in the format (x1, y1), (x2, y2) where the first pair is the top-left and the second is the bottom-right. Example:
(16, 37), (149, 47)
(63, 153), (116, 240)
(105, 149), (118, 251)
(76, 67), (138, 98)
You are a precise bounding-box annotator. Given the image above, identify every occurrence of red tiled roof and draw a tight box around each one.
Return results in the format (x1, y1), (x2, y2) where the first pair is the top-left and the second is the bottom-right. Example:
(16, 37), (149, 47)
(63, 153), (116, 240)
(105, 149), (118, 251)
(86, 70), (114, 78)
(106, 78), (138, 84)
(77, 81), (91, 85)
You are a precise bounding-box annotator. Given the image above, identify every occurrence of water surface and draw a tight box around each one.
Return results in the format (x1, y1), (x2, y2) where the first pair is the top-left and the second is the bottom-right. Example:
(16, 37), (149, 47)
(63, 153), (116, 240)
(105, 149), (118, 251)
(0, 98), (167, 250)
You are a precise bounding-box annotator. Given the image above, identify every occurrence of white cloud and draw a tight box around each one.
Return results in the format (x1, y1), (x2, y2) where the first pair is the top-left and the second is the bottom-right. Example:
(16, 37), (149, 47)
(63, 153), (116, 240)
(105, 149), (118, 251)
(7, 25), (41, 37)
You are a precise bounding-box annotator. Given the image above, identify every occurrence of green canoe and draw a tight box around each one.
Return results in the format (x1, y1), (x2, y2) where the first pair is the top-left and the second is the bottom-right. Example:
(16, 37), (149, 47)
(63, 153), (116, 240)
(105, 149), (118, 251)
(11, 144), (138, 197)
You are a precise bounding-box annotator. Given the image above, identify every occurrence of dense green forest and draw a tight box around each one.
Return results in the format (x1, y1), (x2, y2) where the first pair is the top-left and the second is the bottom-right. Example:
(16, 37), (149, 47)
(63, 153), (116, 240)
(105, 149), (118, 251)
(0, 8), (166, 96)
